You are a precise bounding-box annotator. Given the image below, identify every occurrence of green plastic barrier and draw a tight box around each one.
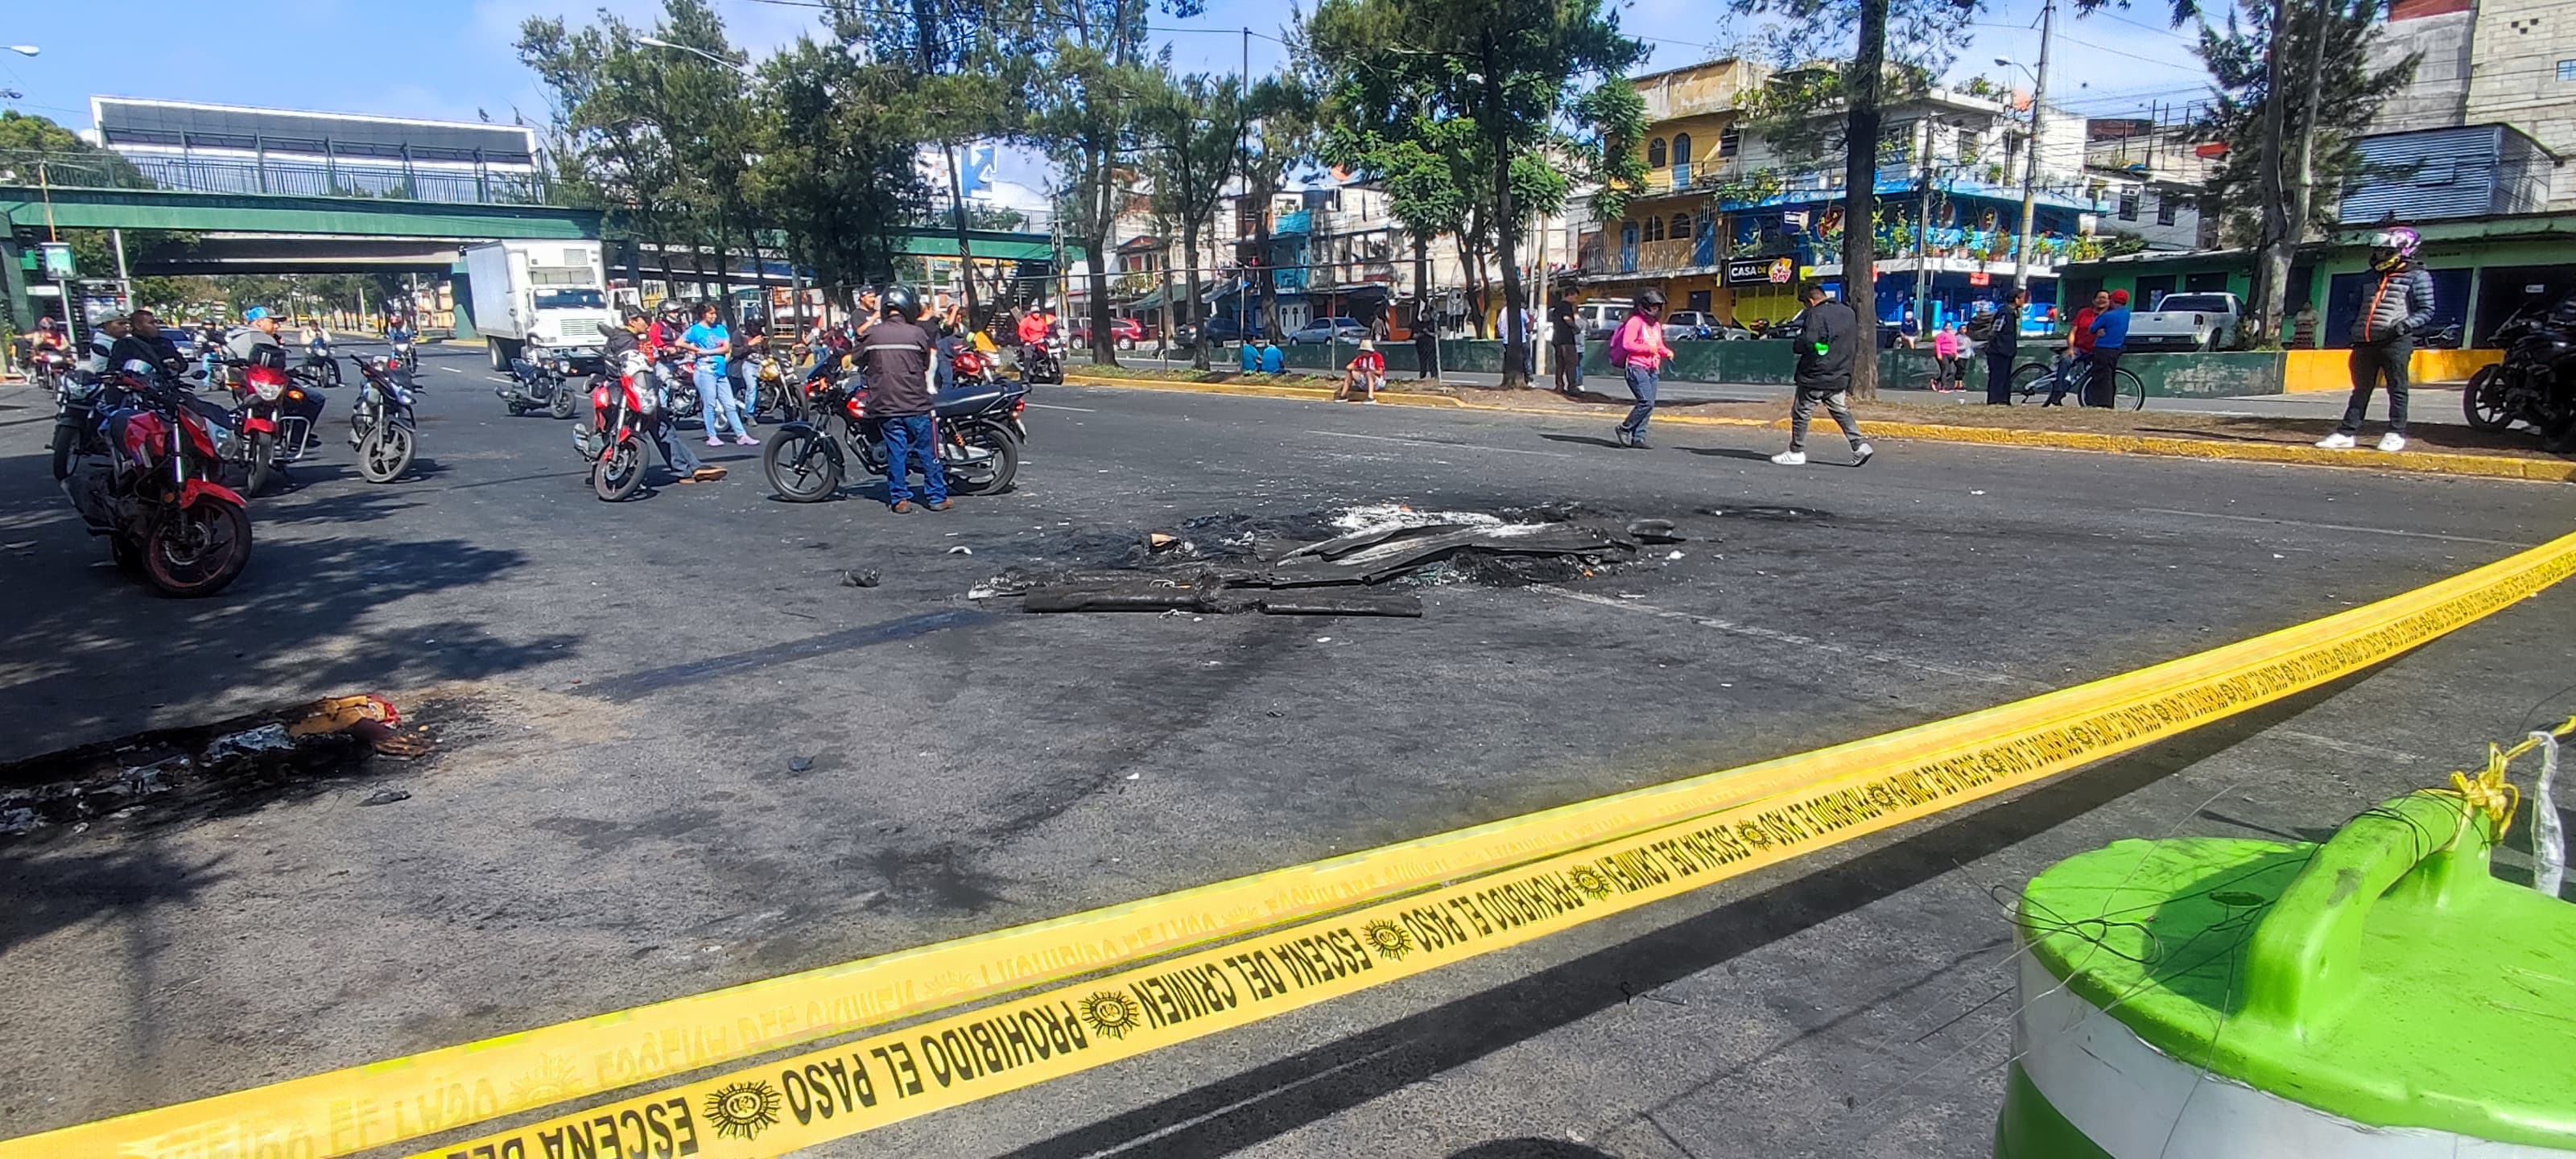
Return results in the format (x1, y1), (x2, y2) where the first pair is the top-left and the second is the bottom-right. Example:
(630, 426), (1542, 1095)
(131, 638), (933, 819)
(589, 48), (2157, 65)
(1998, 790), (2576, 1157)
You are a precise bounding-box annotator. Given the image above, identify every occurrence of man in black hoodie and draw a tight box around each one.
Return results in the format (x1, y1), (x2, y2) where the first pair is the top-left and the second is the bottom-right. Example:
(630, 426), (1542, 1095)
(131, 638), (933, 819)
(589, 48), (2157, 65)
(1772, 282), (1876, 467)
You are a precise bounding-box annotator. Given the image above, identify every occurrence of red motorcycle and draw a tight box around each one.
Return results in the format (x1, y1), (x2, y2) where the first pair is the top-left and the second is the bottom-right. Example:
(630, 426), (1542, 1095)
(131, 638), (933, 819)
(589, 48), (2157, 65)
(574, 361), (656, 501)
(229, 358), (324, 495)
(60, 365), (254, 596)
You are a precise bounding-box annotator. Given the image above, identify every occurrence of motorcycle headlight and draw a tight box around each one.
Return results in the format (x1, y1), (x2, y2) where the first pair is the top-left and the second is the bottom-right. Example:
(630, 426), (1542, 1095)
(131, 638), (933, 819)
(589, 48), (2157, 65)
(254, 382), (285, 402)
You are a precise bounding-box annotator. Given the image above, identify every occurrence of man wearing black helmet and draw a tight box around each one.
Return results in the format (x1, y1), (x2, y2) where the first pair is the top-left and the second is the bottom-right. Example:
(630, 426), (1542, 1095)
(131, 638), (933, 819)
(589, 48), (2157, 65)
(860, 287), (947, 513)
(2318, 225), (2434, 453)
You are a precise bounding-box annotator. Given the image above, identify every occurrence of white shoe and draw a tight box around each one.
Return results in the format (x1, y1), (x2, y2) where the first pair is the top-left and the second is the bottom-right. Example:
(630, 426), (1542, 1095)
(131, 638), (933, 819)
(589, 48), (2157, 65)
(2314, 433), (2357, 450)
(2376, 432), (2407, 452)
(1851, 442), (1876, 467)
(1770, 450), (1807, 466)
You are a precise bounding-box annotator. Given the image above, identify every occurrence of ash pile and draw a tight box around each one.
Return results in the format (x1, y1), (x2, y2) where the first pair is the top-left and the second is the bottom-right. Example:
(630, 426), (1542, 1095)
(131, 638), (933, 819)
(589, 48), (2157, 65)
(972, 505), (1686, 618)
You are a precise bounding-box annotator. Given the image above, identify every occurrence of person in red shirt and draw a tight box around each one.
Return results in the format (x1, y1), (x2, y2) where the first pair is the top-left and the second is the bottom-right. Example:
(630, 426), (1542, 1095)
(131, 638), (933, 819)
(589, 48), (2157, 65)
(1338, 338), (1387, 403)
(2046, 290), (2110, 406)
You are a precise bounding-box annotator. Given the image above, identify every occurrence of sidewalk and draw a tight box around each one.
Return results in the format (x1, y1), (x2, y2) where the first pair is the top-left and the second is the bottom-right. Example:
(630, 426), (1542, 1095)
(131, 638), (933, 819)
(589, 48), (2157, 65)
(1060, 365), (2574, 484)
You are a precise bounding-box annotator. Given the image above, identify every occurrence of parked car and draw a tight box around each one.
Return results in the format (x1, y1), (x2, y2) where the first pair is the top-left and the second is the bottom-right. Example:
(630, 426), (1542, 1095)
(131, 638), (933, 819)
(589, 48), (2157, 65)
(1662, 311), (1755, 341)
(1072, 316), (1150, 346)
(2128, 292), (2244, 352)
(1288, 317), (1373, 344)
(1575, 301), (1629, 340)
(1174, 317), (1267, 347)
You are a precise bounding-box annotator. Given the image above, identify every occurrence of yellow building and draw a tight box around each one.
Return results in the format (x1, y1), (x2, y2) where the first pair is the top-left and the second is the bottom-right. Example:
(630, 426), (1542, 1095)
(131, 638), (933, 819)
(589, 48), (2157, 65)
(1575, 58), (1777, 324)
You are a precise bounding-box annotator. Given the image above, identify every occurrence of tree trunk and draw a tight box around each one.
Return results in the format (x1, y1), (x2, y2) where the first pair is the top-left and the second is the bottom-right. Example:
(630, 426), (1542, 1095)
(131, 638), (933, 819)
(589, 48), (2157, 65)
(1183, 229), (1208, 371)
(943, 146), (980, 327)
(2283, 0), (2330, 337)
(1843, 0), (1891, 399)
(2252, 0), (2295, 344)
(1253, 183), (1275, 337)
(1413, 233), (1430, 341)
(1082, 146), (1119, 369)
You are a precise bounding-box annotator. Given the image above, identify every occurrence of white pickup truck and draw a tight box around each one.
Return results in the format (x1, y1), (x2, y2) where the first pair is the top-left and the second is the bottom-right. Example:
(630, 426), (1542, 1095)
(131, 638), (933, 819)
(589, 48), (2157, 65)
(2127, 291), (2242, 352)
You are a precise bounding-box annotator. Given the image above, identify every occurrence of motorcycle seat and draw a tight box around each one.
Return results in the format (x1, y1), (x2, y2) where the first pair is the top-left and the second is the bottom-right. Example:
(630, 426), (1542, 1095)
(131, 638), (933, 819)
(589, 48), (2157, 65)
(933, 383), (1018, 417)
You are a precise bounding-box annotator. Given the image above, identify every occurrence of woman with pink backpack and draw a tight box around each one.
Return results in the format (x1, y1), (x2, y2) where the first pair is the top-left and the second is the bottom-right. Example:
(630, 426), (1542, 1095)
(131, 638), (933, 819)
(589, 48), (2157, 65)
(1609, 289), (1676, 448)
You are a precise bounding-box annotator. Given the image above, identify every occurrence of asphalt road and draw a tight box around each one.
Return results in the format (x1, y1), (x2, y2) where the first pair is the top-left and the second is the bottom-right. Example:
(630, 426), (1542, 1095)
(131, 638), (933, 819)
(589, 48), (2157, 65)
(0, 340), (2570, 1158)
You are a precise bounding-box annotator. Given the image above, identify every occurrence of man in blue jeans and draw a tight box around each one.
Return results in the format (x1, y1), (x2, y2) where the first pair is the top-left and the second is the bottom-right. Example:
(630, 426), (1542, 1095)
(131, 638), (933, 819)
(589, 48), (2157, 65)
(859, 288), (947, 512)
(2083, 290), (2132, 408)
(683, 303), (754, 448)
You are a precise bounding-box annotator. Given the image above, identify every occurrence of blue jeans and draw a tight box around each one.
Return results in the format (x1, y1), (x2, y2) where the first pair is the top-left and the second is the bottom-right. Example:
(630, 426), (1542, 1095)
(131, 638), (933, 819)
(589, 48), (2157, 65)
(736, 360), (760, 418)
(882, 415), (946, 505)
(697, 364), (746, 439)
(1619, 365), (1657, 436)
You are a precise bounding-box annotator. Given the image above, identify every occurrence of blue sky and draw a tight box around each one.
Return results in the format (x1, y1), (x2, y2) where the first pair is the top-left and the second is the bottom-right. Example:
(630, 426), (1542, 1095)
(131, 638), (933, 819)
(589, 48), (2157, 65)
(0, 0), (2218, 184)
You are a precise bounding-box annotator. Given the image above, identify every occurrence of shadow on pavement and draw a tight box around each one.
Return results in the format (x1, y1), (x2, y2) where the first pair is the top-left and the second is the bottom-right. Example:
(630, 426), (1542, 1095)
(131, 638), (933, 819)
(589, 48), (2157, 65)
(997, 678), (2359, 1159)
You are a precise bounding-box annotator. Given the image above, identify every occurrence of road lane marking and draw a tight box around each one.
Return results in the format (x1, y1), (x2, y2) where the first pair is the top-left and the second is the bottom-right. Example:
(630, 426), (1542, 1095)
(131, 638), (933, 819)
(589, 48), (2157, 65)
(441, 366), (466, 374)
(2134, 507), (2528, 547)
(1303, 429), (1572, 458)
(1030, 402), (1096, 412)
(1537, 588), (2024, 687)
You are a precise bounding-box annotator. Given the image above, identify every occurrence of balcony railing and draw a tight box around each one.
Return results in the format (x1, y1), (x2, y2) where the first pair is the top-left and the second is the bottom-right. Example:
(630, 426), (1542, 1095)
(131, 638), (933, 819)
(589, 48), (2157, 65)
(0, 148), (551, 206)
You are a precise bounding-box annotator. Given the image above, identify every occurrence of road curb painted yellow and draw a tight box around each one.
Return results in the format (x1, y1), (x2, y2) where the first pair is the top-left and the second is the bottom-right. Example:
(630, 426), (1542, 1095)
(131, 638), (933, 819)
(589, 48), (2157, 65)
(1063, 373), (2574, 484)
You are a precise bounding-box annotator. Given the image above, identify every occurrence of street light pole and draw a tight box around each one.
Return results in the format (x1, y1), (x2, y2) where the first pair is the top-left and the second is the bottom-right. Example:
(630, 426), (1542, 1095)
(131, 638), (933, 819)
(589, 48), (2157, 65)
(2009, 0), (2054, 295)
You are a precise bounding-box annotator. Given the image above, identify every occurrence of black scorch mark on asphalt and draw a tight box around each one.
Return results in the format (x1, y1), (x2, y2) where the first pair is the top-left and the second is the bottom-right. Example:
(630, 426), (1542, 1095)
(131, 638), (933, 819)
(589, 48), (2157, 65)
(578, 609), (993, 700)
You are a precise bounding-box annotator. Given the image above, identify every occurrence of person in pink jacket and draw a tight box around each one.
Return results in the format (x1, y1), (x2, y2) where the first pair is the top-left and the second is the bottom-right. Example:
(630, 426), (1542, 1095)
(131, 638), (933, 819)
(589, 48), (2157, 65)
(1930, 320), (1965, 392)
(1612, 288), (1676, 448)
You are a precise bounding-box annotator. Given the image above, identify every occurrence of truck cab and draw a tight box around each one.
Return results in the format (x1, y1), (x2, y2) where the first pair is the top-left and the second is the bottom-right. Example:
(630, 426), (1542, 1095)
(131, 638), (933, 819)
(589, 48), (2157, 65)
(468, 241), (613, 372)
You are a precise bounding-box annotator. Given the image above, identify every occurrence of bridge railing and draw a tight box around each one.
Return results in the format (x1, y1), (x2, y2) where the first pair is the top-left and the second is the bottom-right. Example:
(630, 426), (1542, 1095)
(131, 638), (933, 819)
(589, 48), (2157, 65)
(0, 148), (551, 206)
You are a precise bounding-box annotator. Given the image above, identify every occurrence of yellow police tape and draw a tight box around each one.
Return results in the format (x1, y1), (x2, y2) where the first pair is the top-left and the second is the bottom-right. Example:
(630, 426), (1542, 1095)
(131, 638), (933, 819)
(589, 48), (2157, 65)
(11, 529), (2575, 1159)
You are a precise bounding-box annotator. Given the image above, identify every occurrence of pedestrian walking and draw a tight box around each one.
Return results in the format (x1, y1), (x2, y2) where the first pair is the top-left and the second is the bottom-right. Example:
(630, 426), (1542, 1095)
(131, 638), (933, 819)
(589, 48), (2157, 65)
(1610, 288), (1674, 448)
(1549, 294), (1582, 394)
(1930, 321), (1965, 391)
(683, 303), (754, 448)
(1983, 288), (2026, 405)
(860, 288), (947, 513)
(1772, 281), (1876, 467)
(2084, 291), (2132, 409)
(2317, 226), (2434, 453)
(2046, 291), (2109, 406)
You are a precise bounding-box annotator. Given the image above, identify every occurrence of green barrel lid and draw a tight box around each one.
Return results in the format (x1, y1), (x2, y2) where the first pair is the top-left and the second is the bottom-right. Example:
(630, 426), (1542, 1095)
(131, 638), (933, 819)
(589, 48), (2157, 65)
(2018, 791), (2576, 1149)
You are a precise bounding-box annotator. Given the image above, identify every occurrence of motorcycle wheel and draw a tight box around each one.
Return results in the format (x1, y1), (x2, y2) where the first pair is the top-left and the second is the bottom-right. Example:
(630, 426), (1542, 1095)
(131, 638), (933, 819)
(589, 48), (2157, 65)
(945, 423), (1020, 496)
(593, 441), (646, 502)
(359, 425), (415, 483)
(245, 431), (280, 497)
(763, 427), (843, 502)
(549, 383), (578, 420)
(50, 423), (73, 481)
(142, 499), (253, 597)
(2462, 366), (2512, 431)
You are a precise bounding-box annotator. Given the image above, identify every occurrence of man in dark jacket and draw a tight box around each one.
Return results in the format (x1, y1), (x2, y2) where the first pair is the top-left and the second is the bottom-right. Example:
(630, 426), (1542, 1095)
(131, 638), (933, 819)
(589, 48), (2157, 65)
(860, 287), (947, 512)
(606, 307), (720, 484)
(2318, 226), (2436, 452)
(1772, 282), (1876, 467)
(1982, 288), (2025, 405)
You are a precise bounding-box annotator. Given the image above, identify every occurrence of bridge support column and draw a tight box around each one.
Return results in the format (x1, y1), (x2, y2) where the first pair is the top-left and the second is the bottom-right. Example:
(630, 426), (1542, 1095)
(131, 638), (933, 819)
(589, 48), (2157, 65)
(449, 260), (478, 341)
(0, 235), (31, 336)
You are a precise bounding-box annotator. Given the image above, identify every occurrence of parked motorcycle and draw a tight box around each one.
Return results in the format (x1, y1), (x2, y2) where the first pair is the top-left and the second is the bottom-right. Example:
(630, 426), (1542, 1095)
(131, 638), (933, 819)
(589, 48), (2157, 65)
(347, 355), (419, 483)
(573, 361), (658, 501)
(50, 368), (115, 481)
(950, 347), (1027, 440)
(228, 357), (327, 496)
(498, 354), (581, 419)
(762, 377), (1026, 502)
(2462, 290), (2576, 451)
(746, 353), (799, 423)
(656, 348), (701, 422)
(59, 361), (254, 596)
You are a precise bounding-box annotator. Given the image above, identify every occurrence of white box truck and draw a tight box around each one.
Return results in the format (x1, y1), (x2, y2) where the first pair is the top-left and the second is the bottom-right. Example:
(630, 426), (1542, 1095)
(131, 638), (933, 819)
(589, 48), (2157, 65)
(464, 241), (614, 371)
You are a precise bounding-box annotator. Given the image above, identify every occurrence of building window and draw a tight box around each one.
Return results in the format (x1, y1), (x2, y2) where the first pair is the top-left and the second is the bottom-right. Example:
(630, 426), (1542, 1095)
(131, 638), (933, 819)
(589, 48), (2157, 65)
(1647, 138), (1667, 168)
(2559, 59), (2576, 81)
(2156, 192), (2178, 226)
(1719, 124), (1742, 158)
(2117, 190), (2139, 221)
(1644, 216), (1666, 241)
(1958, 127), (1979, 167)
(1672, 133), (1693, 167)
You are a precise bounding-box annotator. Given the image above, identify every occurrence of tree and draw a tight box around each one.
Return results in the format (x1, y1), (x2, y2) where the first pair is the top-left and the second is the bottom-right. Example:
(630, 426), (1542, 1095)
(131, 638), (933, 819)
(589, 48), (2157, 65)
(1307, 0), (1645, 386)
(745, 36), (928, 309)
(642, 0), (765, 323)
(2187, 0), (2414, 343)
(518, 13), (690, 291)
(1726, 0), (1979, 400)
(1026, 0), (1176, 367)
(1139, 72), (1249, 369)
(854, 0), (1041, 326)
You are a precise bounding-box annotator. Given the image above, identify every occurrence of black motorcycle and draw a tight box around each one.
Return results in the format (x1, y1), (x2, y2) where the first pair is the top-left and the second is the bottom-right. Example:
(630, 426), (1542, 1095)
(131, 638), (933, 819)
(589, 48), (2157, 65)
(347, 356), (419, 483)
(2462, 291), (2576, 452)
(50, 367), (116, 481)
(1019, 333), (1066, 385)
(498, 354), (581, 419)
(763, 377), (1026, 502)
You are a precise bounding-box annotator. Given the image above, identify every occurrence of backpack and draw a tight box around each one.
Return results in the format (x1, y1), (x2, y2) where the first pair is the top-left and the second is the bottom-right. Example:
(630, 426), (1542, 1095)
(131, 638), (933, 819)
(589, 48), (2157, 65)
(1604, 315), (1631, 364)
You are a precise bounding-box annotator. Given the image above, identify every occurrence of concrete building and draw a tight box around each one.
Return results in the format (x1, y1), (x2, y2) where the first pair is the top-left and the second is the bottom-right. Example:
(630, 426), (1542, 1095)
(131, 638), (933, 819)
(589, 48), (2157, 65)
(2365, 0), (2576, 206)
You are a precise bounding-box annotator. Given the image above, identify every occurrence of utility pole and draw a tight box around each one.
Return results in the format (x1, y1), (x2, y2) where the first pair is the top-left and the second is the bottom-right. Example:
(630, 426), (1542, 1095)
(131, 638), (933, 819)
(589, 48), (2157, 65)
(1913, 114), (1934, 332)
(2012, 0), (2054, 296)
